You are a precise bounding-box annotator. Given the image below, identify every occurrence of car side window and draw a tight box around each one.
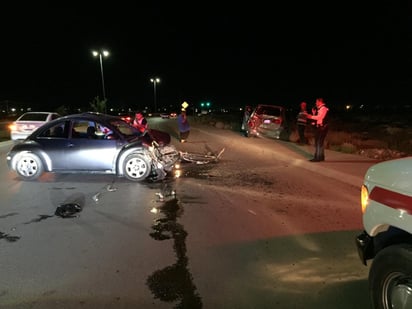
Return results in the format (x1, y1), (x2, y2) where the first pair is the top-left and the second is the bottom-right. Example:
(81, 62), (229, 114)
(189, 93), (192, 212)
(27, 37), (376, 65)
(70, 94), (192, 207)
(39, 123), (67, 138)
(70, 120), (112, 139)
(97, 122), (117, 140)
(71, 120), (94, 139)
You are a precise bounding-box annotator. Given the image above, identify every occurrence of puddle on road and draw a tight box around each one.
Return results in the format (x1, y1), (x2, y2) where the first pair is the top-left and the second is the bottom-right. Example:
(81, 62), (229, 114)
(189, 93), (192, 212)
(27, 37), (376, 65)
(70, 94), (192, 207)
(147, 191), (202, 308)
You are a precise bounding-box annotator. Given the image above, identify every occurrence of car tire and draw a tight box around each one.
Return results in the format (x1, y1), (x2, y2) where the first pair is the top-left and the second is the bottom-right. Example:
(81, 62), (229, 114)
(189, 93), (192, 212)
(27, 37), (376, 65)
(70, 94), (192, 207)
(123, 153), (151, 181)
(15, 152), (44, 180)
(369, 243), (412, 309)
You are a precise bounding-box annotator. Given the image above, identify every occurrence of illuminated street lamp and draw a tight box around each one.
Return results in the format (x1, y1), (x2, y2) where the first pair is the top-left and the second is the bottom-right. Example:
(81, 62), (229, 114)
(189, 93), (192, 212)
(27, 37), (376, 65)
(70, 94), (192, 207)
(150, 77), (160, 113)
(92, 50), (109, 100)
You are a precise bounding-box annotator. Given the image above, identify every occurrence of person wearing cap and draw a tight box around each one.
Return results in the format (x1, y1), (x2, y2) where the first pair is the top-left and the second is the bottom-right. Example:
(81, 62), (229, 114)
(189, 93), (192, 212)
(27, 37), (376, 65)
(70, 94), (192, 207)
(306, 98), (329, 162)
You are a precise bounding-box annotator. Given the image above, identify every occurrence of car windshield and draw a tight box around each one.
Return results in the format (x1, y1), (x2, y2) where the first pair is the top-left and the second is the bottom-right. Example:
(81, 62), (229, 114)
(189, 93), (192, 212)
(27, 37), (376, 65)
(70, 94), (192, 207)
(109, 119), (140, 137)
(18, 113), (49, 121)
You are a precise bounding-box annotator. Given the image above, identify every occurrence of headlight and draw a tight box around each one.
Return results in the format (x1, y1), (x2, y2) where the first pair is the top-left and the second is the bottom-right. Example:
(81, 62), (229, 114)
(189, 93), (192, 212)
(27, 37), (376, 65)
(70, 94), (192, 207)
(361, 185), (369, 214)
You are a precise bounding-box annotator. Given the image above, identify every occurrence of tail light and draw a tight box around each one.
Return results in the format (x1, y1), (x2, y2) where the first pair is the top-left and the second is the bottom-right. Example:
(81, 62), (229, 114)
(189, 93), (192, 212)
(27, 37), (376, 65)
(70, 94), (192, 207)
(248, 115), (258, 128)
(272, 118), (282, 124)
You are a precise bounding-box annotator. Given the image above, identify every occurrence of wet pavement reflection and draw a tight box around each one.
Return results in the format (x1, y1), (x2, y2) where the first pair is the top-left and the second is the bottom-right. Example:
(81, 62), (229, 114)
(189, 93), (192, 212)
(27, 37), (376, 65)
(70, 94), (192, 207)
(177, 161), (216, 180)
(147, 184), (203, 308)
(0, 161), (215, 306)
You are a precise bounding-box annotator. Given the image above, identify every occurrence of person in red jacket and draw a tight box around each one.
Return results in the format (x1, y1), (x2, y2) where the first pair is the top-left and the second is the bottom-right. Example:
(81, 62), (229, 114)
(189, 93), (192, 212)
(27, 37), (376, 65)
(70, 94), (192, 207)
(133, 111), (148, 133)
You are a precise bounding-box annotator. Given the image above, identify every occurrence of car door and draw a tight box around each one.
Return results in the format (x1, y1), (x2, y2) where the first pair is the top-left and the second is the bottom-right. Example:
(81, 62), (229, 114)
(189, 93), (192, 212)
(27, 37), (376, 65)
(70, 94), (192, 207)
(64, 120), (121, 171)
(34, 121), (71, 170)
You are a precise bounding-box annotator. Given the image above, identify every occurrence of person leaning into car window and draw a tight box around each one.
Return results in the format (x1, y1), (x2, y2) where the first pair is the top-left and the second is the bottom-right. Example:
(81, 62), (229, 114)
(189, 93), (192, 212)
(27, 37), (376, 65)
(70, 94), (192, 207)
(133, 111), (148, 134)
(306, 98), (329, 162)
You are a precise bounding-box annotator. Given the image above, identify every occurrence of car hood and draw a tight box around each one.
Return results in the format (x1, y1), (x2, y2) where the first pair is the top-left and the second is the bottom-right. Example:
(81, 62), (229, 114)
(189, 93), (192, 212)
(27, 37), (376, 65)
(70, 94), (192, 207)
(365, 156), (412, 195)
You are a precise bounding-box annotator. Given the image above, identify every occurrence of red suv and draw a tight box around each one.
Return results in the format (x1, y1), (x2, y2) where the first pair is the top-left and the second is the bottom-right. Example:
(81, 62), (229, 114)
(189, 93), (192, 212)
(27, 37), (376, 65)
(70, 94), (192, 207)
(246, 104), (287, 139)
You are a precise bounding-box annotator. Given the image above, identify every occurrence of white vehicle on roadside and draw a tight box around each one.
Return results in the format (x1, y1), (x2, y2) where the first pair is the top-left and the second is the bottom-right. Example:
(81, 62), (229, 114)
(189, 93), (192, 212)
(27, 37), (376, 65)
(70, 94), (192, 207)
(356, 156), (412, 309)
(9, 112), (61, 141)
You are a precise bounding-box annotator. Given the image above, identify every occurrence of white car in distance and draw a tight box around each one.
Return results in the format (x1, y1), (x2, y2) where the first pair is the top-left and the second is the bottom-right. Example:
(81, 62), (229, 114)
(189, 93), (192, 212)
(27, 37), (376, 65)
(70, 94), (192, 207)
(9, 112), (61, 141)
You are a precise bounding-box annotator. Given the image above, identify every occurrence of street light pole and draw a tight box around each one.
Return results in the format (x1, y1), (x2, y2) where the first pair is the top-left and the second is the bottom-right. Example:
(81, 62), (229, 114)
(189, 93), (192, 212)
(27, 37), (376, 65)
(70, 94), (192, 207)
(92, 50), (109, 101)
(150, 77), (160, 113)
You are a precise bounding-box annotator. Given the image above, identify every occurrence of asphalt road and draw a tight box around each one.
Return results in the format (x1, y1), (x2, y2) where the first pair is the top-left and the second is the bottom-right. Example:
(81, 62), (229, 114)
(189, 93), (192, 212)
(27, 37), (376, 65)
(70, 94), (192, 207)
(0, 117), (378, 308)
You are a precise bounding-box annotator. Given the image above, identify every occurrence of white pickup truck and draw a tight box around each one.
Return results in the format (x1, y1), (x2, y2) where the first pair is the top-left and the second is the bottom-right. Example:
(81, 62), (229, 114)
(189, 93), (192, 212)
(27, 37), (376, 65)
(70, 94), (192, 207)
(356, 156), (412, 309)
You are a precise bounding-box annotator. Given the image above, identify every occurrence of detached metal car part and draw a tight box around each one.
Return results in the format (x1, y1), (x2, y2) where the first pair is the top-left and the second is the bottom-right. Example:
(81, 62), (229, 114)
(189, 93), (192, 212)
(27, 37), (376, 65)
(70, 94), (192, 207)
(6, 112), (176, 182)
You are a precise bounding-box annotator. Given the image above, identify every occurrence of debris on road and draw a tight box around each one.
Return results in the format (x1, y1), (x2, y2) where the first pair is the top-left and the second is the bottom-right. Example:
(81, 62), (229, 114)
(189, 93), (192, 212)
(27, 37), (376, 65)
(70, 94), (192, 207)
(180, 147), (225, 164)
(55, 203), (82, 218)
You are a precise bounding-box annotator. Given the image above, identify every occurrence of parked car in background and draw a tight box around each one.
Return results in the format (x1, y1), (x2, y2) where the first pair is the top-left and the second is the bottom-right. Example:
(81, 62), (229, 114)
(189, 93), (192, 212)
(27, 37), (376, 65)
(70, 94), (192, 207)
(246, 104), (287, 139)
(159, 112), (178, 119)
(9, 112), (61, 141)
(6, 112), (179, 182)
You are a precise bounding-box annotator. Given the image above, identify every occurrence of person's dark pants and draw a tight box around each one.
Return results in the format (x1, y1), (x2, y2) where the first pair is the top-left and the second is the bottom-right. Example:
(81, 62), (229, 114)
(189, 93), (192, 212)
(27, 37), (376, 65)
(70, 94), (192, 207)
(314, 125), (328, 160)
(180, 130), (190, 141)
(297, 124), (307, 144)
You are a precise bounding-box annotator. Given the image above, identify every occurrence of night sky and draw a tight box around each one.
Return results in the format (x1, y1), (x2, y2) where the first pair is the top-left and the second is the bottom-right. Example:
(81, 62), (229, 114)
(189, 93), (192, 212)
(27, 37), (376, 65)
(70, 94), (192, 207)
(1, 2), (411, 112)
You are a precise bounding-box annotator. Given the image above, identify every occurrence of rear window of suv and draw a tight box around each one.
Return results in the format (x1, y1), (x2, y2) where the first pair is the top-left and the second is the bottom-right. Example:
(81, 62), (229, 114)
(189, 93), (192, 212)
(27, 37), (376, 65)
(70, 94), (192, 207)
(255, 106), (283, 117)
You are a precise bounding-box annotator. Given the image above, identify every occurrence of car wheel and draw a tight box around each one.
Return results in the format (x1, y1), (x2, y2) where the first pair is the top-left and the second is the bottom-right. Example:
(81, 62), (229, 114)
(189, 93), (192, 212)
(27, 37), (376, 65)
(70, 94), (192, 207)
(369, 244), (412, 309)
(15, 152), (44, 180)
(123, 153), (151, 181)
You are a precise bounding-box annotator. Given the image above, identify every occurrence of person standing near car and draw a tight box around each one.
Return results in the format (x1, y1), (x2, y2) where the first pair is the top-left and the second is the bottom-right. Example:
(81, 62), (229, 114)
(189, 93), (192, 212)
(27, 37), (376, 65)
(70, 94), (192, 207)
(241, 105), (252, 137)
(296, 101), (308, 144)
(177, 109), (190, 143)
(306, 98), (329, 162)
(133, 111), (148, 133)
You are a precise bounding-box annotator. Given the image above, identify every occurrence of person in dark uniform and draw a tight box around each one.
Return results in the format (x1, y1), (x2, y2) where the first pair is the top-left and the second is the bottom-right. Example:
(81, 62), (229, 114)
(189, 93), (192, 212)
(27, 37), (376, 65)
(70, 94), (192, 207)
(296, 101), (308, 144)
(306, 98), (329, 162)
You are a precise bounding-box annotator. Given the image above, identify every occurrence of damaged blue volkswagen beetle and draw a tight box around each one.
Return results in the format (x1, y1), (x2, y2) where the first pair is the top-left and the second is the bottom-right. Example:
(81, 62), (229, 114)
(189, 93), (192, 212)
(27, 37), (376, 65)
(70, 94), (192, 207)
(6, 112), (179, 181)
